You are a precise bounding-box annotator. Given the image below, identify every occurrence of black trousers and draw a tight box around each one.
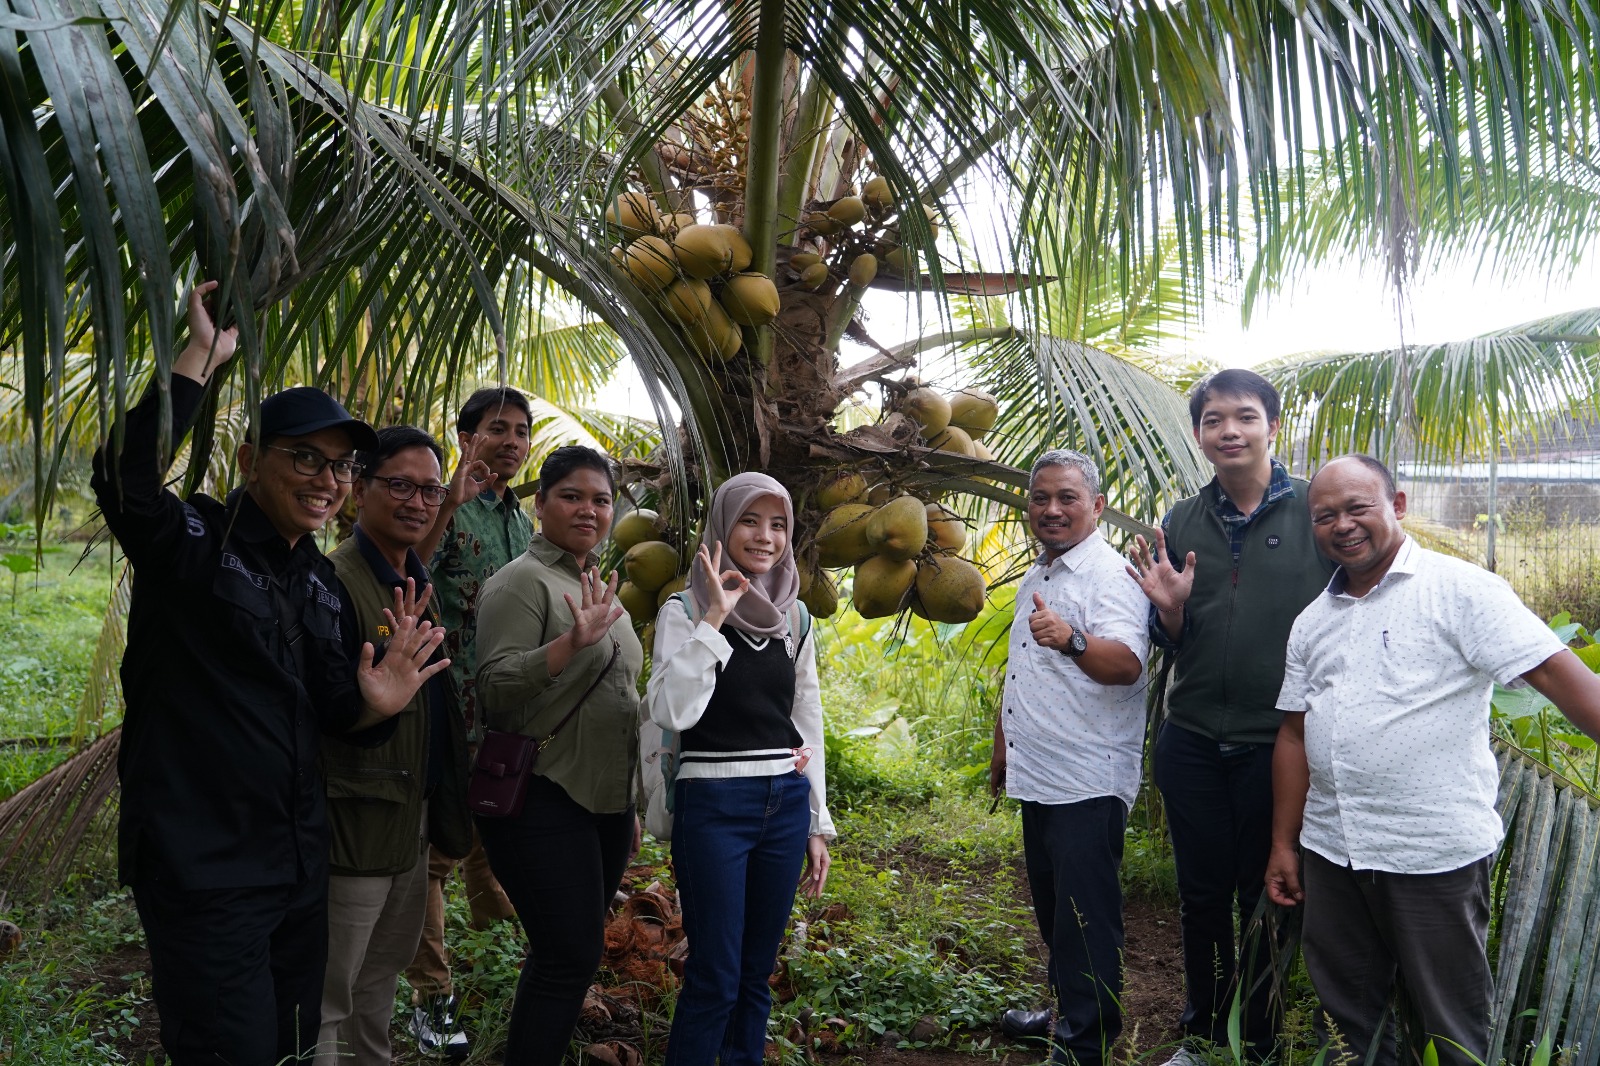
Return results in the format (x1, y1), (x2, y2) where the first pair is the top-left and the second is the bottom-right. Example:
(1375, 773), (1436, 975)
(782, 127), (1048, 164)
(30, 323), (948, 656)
(1153, 721), (1279, 1058)
(1301, 850), (1493, 1066)
(1020, 795), (1127, 1066)
(477, 773), (634, 1066)
(131, 866), (328, 1066)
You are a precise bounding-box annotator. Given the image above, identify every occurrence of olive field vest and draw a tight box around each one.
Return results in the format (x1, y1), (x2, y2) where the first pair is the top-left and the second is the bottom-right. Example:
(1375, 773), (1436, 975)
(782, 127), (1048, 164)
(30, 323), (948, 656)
(324, 538), (471, 876)
(1162, 476), (1335, 744)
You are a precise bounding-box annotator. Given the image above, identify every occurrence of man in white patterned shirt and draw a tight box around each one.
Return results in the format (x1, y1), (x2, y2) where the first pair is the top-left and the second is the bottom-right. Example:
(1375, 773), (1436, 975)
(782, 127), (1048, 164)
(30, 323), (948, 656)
(1267, 455), (1600, 1066)
(991, 449), (1150, 1065)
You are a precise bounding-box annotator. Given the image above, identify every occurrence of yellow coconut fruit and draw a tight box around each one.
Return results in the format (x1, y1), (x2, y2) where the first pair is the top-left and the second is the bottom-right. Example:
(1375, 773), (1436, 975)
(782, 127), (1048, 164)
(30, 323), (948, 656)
(903, 387), (952, 438)
(914, 555), (986, 623)
(662, 211), (698, 235)
(714, 225), (753, 272)
(883, 247), (909, 274)
(623, 540), (679, 592)
(862, 175), (892, 210)
(661, 279), (713, 327)
(866, 482), (893, 506)
(849, 253), (878, 287)
(853, 555), (917, 618)
(815, 503), (875, 568)
(624, 235), (678, 293)
(815, 471), (869, 510)
(949, 389), (1000, 439)
(866, 495), (929, 562)
(973, 440), (995, 462)
(789, 252), (822, 271)
(719, 272), (781, 326)
(800, 568), (839, 619)
(608, 245), (629, 271)
(925, 503), (967, 553)
(672, 224), (735, 280)
(612, 508), (659, 553)
(656, 574), (690, 608)
(928, 425), (977, 457)
(804, 212), (844, 236)
(617, 580), (656, 623)
(684, 303), (740, 362)
(606, 191), (658, 238)
(799, 262), (830, 290)
(827, 196), (867, 227)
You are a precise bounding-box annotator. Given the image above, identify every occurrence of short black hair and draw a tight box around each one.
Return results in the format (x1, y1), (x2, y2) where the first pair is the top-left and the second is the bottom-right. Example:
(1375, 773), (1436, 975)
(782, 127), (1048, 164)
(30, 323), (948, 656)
(1188, 369), (1281, 429)
(456, 386), (533, 436)
(358, 425), (444, 477)
(1312, 454), (1398, 500)
(537, 445), (615, 496)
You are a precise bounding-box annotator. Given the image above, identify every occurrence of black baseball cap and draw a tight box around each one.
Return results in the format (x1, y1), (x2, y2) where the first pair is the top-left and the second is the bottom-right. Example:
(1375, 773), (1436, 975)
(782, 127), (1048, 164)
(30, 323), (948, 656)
(253, 387), (378, 450)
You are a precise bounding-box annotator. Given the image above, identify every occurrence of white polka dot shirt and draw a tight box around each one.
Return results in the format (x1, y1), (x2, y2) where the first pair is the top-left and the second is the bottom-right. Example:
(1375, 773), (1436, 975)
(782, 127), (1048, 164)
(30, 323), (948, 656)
(1277, 537), (1564, 873)
(1003, 528), (1151, 808)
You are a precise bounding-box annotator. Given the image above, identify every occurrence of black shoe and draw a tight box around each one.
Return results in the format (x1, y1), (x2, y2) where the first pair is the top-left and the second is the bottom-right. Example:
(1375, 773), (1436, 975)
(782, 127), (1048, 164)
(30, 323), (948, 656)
(1000, 1007), (1053, 1039)
(409, 995), (471, 1059)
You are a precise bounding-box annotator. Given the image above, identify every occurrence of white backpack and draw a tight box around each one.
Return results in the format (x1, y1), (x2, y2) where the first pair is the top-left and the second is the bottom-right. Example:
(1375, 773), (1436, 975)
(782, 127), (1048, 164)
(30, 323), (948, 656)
(638, 591), (811, 841)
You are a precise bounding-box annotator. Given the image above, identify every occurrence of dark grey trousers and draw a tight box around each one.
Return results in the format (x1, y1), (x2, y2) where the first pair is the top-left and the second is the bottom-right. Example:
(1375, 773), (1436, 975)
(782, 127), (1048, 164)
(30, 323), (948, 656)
(1301, 849), (1493, 1066)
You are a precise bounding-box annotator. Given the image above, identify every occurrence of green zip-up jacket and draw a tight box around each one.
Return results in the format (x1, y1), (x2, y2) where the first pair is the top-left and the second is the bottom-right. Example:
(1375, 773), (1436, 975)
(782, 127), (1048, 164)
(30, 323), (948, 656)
(324, 533), (472, 876)
(1161, 475), (1335, 744)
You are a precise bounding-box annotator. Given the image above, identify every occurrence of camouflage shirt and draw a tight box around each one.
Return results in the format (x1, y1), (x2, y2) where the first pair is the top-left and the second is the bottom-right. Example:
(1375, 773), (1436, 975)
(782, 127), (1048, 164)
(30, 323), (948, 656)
(432, 487), (534, 741)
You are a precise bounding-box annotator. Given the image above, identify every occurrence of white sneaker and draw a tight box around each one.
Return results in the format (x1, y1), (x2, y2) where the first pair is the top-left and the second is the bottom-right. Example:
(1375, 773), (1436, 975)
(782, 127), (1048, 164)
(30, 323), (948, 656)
(1160, 1048), (1211, 1066)
(409, 996), (470, 1060)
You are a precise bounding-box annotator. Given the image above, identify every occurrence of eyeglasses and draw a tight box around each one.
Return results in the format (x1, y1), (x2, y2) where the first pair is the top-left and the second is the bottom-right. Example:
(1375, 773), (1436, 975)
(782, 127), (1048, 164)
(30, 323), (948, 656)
(264, 445), (364, 483)
(368, 476), (449, 506)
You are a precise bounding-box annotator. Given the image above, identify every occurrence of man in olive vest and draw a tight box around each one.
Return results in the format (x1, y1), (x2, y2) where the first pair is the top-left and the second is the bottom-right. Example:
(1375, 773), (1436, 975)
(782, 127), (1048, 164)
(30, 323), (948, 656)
(317, 426), (472, 1065)
(1126, 370), (1334, 1063)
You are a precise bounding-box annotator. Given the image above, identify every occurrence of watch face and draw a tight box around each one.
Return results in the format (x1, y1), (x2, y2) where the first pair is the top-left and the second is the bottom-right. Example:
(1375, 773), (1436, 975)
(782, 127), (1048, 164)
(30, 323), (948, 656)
(1068, 631), (1088, 656)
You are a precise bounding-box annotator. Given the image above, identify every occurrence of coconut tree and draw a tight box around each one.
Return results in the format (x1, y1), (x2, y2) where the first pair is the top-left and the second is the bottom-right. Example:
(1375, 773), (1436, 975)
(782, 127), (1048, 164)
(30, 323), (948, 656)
(8, 0), (1600, 576)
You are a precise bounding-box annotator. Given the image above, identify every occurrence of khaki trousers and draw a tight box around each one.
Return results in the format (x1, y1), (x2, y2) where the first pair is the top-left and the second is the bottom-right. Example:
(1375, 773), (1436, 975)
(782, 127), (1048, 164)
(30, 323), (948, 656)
(315, 834), (430, 1066)
(403, 824), (515, 1001)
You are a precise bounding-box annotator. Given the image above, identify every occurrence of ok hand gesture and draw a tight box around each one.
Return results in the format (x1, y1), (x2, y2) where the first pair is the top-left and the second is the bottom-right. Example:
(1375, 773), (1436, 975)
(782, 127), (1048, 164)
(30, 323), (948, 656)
(695, 541), (749, 630)
(563, 567), (624, 650)
(1125, 527), (1195, 615)
(446, 433), (497, 509)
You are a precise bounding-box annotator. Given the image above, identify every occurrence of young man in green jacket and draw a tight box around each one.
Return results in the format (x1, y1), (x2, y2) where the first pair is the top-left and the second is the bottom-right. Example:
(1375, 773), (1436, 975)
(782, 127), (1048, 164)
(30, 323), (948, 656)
(1127, 370), (1334, 1062)
(317, 426), (472, 1065)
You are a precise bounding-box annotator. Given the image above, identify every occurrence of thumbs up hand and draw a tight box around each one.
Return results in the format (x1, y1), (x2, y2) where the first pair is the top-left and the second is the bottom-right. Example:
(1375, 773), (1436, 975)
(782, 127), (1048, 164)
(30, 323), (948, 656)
(1027, 591), (1076, 651)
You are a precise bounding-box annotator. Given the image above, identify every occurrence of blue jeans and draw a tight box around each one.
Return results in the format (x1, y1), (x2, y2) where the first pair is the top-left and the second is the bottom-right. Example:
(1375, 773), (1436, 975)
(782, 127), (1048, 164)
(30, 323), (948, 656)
(665, 773), (811, 1066)
(1153, 721), (1279, 1059)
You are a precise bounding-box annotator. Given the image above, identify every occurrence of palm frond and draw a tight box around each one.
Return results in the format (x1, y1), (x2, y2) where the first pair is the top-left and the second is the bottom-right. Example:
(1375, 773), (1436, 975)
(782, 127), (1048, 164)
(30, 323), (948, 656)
(971, 331), (1209, 522)
(1260, 308), (1600, 466)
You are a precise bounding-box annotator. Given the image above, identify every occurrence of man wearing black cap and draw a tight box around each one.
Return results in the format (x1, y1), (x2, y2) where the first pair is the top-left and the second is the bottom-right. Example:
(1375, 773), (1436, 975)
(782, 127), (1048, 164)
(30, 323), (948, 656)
(91, 282), (452, 1066)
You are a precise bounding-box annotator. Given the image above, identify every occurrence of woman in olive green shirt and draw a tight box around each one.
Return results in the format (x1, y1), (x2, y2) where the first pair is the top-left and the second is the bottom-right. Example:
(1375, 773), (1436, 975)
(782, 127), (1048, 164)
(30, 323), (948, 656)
(474, 445), (643, 1065)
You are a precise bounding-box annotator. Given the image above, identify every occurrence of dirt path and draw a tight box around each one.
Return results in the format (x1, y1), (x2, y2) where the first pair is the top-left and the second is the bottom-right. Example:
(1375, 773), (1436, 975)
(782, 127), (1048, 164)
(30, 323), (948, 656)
(74, 889), (1186, 1064)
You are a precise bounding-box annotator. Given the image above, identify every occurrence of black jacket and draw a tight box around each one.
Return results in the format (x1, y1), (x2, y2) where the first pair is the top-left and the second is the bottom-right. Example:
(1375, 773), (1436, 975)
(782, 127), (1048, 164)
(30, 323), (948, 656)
(92, 376), (385, 892)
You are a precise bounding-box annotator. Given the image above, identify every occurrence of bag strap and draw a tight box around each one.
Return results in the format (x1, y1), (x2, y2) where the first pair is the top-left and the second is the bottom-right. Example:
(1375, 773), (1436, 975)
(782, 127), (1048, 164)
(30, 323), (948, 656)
(536, 638), (620, 750)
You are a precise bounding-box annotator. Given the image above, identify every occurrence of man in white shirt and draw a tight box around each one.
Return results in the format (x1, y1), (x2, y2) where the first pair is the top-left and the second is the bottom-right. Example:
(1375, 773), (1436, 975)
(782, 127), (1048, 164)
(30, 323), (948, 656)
(991, 450), (1151, 1065)
(1267, 455), (1600, 1066)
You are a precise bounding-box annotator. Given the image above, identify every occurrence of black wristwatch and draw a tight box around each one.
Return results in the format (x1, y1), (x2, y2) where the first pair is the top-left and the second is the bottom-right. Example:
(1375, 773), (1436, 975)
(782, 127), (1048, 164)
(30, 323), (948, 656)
(1063, 629), (1088, 658)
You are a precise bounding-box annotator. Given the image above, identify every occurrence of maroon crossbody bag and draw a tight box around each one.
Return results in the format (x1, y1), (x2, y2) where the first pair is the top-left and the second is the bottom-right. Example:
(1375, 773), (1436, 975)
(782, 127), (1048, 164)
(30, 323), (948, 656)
(467, 639), (620, 818)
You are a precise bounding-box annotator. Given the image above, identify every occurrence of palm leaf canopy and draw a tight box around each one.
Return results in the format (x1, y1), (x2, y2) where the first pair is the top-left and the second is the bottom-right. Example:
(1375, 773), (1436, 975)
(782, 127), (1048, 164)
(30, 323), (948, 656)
(4, 0), (1600, 516)
(1259, 307), (1600, 466)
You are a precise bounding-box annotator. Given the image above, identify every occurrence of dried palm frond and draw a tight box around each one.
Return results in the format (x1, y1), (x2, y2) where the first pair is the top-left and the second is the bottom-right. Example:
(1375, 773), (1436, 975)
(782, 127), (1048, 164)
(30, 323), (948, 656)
(1490, 742), (1600, 1061)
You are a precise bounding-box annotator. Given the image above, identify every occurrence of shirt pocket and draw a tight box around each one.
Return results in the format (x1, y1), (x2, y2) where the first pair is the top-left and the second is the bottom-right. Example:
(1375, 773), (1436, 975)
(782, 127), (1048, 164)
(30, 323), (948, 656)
(1373, 637), (1445, 705)
(325, 767), (416, 872)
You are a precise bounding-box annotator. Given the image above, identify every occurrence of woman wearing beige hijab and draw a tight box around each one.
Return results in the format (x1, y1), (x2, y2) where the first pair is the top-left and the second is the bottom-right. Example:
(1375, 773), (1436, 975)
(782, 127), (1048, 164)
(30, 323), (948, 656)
(645, 473), (835, 1064)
